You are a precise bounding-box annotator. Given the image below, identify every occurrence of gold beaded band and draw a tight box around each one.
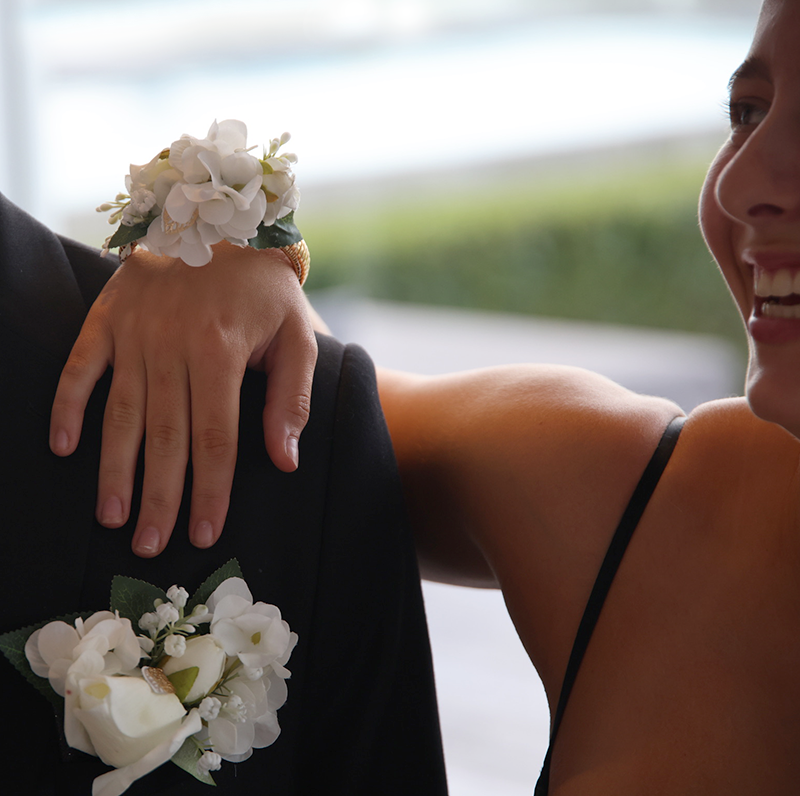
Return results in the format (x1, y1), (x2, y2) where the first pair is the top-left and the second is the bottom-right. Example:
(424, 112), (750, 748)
(279, 239), (311, 286)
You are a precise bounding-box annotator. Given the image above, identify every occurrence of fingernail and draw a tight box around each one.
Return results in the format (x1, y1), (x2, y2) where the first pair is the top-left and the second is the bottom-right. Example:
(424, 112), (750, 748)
(53, 430), (69, 455)
(100, 496), (124, 526)
(286, 437), (299, 469)
(135, 526), (160, 556)
(194, 521), (214, 548)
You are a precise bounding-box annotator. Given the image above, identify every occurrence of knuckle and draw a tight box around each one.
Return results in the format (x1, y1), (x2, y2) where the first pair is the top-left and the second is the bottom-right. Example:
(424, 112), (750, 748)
(193, 323), (236, 354)
(190, 329), (247, 372)
(292, 393), (312, 423)
(99, 462), (128, 482)
(60, 353), (93, 381)
(147, 424), (184, 456)
(142, 491), (173, 514)
(295, 325), (319, 360)
(191, 486), (228, 507)
(105, 399), (143, 431)
(193, 427), (235, 461)
(269, 393), (311, 426)
(51, 393), (82, 416)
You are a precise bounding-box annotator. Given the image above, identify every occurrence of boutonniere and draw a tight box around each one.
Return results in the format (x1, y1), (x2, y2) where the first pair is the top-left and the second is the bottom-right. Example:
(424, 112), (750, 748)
(0, 560), (296, 796)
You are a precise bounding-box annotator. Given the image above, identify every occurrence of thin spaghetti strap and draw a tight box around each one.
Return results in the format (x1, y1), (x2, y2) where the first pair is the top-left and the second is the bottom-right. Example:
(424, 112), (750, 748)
(534, 415), (686, 795)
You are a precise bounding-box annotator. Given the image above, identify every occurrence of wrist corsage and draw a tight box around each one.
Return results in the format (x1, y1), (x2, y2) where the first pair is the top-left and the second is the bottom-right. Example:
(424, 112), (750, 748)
(0, 560), (296, 796)
(97, 119), (310, 282)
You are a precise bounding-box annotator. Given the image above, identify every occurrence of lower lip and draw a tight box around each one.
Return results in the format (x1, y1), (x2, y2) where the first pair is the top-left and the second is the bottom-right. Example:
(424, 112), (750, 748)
(749, 309), (800, 344)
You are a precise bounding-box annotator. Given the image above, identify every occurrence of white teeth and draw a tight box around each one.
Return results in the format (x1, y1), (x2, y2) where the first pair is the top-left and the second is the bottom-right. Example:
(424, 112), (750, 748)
(773, 269), (793, 296)
(762, 302), (800, 319)
(754, 267), (800, 297)
(755, 270), (774, 296)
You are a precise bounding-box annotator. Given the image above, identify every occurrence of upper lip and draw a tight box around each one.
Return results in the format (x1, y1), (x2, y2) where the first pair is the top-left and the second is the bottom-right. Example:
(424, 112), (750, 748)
(742, 249), (800, 271)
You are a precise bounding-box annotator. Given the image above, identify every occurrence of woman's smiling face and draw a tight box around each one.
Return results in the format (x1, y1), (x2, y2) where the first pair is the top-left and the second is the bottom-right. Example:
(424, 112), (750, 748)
(700, 0), (800, 437)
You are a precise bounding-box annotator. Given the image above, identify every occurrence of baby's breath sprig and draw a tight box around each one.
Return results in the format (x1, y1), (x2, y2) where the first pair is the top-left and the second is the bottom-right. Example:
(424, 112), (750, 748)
(138, 585), (211, 663)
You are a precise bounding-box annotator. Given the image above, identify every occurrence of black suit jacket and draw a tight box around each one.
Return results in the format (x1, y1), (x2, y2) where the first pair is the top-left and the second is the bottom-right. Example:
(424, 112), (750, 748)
(0, 195), (448, 795)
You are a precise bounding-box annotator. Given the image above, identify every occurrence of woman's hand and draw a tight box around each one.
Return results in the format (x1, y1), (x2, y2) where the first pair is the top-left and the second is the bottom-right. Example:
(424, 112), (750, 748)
(49, 242), (317, 557)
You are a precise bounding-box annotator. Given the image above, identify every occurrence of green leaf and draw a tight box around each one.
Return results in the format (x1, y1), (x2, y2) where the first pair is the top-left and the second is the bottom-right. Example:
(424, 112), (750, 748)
(188, 559), (243, 613)
(0, 612), (88, 708)
(110, 576), (166, 626)
(107, 220), (150, 249)
(171, 737), (216, 786)
(248, 212), (302, 250)
(166, 666), (199, 703)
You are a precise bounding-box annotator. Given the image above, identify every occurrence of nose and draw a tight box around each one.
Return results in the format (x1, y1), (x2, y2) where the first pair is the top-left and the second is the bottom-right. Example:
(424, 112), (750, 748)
(715, 109), (800, 225)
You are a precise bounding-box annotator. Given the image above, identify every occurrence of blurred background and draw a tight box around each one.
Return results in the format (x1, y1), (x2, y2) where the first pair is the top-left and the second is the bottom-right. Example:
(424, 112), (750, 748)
(1, 0), (762, 793)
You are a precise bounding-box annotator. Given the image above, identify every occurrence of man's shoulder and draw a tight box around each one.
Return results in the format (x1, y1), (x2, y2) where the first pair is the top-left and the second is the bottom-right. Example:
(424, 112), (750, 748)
(0, 194), (116, 357)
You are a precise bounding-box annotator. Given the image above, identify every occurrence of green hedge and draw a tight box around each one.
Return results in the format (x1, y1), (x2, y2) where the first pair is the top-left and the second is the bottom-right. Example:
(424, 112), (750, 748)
(301, 156), (746, 348)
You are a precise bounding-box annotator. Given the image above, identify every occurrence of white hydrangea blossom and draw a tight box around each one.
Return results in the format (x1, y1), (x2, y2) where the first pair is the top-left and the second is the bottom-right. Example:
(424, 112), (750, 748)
(207, 577), (297, 670)
(192, 577), (298, 763)
(99, 119), (300, 266)
(24, 611), (143, 698)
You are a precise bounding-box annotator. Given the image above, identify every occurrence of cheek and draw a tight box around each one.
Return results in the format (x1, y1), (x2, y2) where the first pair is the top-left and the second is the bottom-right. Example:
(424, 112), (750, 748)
(699, 148), (749, 316)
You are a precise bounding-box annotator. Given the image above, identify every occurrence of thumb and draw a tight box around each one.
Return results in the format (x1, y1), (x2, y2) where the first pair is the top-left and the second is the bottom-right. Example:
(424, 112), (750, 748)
(261, 322), (318, 472)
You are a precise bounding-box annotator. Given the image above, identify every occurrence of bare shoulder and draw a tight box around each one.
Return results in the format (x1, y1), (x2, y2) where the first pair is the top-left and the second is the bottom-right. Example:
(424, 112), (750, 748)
(377, 364), (683, 589)
(379, 364), (682, 488)
(677, 397), (800, 477)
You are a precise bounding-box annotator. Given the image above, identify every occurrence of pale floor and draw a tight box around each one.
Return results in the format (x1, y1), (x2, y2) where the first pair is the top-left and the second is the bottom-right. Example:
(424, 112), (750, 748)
(318, 295), (742, 795)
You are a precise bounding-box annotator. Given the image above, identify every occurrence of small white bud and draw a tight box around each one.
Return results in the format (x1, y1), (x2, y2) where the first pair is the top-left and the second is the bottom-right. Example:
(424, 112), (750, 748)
(186, 604), (211, 625)
(139, 612), (159, 631)
(156, 603), (180, 627)
(166, 585), (189, 609)
(164, 634), (186, 658)
(198, 751), (222, 775)
(198, 696), (222, 721)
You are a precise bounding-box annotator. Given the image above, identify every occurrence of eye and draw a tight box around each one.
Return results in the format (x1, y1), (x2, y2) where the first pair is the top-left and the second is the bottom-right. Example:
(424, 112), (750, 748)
(727, 98), (768, 132)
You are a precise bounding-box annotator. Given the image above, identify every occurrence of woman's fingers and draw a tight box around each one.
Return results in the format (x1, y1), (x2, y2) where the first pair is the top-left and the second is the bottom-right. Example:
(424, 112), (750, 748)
(51, 244), (318, 557)
(131, 359), (191, 558)
(261, 318), (318, 473)
(186, 354), (245, 549)
(95, 349), (146, 528)
(50, 314), (113, 456)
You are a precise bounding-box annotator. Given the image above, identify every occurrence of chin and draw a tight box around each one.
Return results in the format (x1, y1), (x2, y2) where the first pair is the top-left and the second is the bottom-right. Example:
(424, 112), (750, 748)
(746, 358), (800, 440)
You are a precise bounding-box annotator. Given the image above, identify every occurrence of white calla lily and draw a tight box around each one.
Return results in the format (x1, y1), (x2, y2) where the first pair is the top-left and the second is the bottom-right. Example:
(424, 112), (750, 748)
(72, 675), (186, 768)
(91, 709), (203, 796)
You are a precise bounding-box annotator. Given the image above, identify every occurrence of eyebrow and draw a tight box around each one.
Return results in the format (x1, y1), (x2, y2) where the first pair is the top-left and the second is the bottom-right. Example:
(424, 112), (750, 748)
(728, 56), (771, 93)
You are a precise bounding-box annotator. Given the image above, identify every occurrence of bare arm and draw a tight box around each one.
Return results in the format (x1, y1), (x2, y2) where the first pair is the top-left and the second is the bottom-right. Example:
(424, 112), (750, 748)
(377, 365), (683, 596)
